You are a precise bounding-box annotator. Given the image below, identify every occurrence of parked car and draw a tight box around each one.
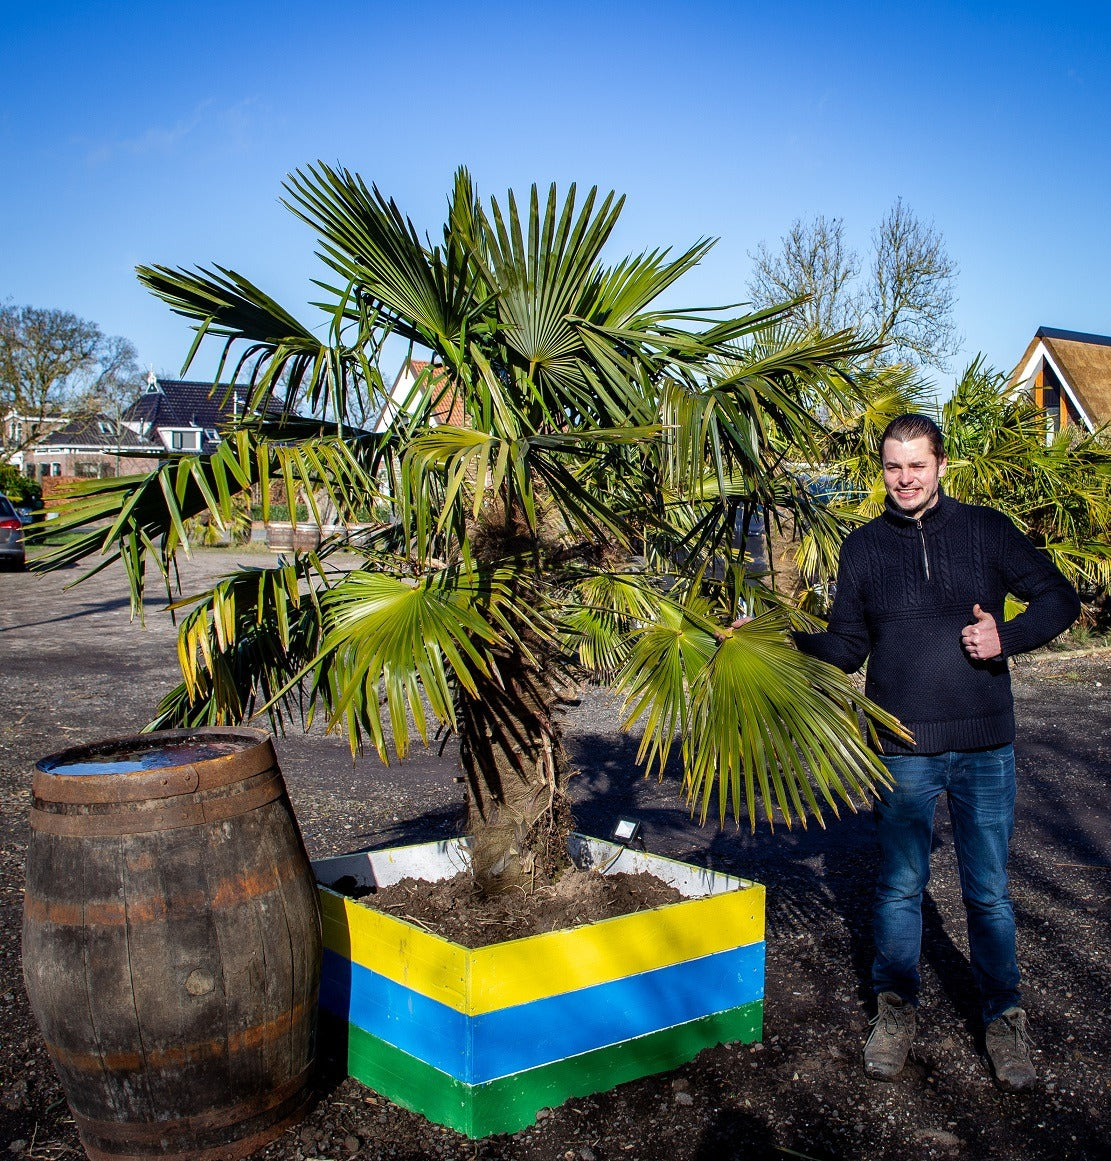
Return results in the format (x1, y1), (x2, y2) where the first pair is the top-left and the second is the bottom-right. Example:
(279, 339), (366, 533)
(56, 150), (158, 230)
(0, 495), (26, 570)
(799, 473), (867, 506)
(13, 503), (41, 531)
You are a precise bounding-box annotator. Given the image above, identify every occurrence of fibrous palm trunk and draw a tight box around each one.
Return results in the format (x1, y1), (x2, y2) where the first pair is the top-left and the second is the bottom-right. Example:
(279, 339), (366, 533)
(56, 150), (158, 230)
(457, 641), (575, 895)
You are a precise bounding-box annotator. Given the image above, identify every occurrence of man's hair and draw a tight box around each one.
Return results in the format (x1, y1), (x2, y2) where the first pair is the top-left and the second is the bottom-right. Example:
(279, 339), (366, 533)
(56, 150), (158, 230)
(879, 414), (945, 461)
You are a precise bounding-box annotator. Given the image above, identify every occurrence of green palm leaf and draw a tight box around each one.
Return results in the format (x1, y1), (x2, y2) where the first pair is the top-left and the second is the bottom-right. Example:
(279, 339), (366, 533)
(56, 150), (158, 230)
(617, 603), (904, 830)
(304, 566), (548, 762)
(282, 163), (484, 349)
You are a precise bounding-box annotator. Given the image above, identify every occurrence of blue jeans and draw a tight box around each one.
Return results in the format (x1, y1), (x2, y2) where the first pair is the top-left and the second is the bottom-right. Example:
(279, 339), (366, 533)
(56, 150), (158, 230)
(872, 745), (1020, 1025)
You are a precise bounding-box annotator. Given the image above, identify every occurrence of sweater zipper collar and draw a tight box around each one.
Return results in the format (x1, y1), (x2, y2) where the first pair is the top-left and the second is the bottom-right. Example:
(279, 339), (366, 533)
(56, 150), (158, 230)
(884, 490), (948, 581)
(914, 518), (931, 581)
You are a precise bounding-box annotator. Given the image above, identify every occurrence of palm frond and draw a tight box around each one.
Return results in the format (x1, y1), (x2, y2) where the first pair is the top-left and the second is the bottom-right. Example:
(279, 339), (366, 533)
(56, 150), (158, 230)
(35, 429), (382, 614)
(282, 162), (485, 349)
(616, 601), (906, 830)
(304, 565), (549, 761)
(150, 562), (321, 731)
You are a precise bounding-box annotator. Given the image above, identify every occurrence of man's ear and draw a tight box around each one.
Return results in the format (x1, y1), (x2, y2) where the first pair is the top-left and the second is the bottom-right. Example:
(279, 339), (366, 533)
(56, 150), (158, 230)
(938, 455), (948, 478)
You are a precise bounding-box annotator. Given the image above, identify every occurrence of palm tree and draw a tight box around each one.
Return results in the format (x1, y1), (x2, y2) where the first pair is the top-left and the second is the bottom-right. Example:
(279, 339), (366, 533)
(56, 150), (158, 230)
(940, 358), (1111, 607)
(39, 165), (906, 892)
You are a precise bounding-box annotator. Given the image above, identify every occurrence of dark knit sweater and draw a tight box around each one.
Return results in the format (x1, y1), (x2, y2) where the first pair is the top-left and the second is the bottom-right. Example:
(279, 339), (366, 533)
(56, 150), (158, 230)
(793, 491), (1081, 754)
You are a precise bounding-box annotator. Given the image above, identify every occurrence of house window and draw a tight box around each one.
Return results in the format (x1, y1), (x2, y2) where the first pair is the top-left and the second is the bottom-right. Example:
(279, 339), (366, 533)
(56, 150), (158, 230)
(50, 462), (61, 477)
(170, 430), (200, 451)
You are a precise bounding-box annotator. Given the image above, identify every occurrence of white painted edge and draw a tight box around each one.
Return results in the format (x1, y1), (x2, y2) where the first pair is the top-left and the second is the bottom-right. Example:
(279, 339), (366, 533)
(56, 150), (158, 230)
(567, 834), (756, 897)
(313, 837), (472, 890)
(312, 834), (757, 899)
(1012, 341), (1095, 432)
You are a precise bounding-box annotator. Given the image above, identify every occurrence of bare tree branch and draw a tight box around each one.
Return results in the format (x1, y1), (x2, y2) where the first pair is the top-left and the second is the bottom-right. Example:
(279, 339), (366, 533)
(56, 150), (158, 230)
(748, 215), (861, 336)
(747, 201), (960, 370)
(868, 198), (960, 367)
(0, 304), (142, 455)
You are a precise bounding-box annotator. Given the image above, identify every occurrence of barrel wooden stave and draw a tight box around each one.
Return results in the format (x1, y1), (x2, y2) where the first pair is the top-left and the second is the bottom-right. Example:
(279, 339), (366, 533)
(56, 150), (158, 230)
(22, 729), (321, 1161)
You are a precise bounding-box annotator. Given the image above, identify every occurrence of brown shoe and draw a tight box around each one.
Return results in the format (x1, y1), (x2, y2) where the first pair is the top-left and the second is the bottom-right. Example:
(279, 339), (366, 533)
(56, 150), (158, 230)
(864, 991), (916, 1080)
(986, 1007), (1036, 1092)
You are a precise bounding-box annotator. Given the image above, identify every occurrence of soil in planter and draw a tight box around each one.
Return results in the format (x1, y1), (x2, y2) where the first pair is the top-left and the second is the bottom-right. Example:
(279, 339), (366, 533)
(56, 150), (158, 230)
(327, 867), (684, 948)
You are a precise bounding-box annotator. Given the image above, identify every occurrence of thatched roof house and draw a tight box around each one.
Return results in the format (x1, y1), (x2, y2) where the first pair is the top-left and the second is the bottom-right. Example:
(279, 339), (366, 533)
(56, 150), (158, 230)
(1009, 327), (1111, 434)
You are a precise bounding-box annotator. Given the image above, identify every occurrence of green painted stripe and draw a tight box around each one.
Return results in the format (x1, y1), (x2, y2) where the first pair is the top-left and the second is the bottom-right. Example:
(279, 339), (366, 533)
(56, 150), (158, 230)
(333, 1001), (763, 1138)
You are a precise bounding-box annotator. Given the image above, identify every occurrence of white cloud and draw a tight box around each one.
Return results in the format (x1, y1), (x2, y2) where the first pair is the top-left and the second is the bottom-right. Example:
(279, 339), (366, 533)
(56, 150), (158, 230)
(82, 98), (262, 165)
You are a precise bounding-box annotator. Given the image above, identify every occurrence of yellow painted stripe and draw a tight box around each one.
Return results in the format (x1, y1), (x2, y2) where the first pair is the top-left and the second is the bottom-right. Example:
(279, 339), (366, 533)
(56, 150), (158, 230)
(321, 880), (765, 1016)
(467, 883), (765, 1012)
(319, 890), (468, 1010)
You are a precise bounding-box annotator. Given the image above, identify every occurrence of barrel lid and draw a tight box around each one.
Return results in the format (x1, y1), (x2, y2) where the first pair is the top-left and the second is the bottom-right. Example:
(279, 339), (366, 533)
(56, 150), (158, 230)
(33, 727), (275, 804)
(37, 726), (268, 774)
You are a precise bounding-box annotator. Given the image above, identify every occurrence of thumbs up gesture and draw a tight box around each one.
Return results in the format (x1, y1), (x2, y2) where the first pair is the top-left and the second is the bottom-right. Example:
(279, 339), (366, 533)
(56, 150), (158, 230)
(961, 603), (1002, 661)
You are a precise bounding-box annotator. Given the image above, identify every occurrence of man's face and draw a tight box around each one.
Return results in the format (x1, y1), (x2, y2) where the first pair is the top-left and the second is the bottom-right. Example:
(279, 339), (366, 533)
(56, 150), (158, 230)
(882, 436), (947, 518)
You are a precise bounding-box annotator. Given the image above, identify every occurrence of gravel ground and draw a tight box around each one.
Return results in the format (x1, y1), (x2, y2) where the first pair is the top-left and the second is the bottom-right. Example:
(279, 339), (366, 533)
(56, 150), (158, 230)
(0, 549), (1108, 1160)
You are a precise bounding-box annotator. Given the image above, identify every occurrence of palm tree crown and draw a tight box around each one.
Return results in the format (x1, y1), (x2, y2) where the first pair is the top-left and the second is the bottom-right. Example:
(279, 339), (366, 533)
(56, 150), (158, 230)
(41, 164), (905, 891)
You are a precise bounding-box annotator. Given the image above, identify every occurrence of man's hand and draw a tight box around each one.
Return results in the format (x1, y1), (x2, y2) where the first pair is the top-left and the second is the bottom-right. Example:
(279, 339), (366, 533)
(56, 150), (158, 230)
(713, 614), (753, 642)
(710, 617), (752, 645)
(961, 603), (1002, 661)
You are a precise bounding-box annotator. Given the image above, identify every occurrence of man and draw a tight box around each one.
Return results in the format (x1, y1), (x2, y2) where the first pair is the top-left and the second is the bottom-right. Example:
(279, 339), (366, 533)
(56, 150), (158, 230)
(793, 413), (1080, 1091)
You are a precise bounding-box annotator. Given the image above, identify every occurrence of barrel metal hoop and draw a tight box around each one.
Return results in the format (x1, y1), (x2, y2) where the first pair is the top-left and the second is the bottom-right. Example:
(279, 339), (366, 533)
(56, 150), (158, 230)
(42, 996), (318, 1074)
(32, 735), (277, 804)
(29, 770), (286, 836)
(23, 847), (314, 925)
(69, 1066), (312, 1158)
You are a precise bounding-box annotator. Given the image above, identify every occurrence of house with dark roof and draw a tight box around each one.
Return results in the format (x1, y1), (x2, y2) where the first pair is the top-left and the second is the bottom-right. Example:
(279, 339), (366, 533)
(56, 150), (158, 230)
(25, 413), (163, 480)
(16, 372), (288, 487)
(1009, 327), (1111, 434)
(123, 371), (280, 455)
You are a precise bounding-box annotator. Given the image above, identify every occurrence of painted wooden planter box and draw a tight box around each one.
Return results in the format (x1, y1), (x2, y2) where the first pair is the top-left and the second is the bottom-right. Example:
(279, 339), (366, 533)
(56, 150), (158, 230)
(312, 836), (765, 1138)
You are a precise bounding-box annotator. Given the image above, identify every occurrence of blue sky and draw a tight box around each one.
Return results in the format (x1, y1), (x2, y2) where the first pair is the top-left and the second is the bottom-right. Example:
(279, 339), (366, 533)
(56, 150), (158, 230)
(3, 0), (1109, 394)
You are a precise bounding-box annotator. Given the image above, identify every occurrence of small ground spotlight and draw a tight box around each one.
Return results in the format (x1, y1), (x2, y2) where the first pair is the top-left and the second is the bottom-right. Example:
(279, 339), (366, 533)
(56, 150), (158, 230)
(610, 817), (644, 849)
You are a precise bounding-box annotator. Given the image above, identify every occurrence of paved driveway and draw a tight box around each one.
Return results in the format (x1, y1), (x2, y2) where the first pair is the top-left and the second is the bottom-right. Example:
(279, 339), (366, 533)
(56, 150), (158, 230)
(1, 547), (1109, 1159)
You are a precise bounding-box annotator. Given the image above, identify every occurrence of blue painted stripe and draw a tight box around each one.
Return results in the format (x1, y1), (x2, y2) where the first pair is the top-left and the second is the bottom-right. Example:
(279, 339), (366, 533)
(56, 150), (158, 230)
(321, 942), (765, 1084)
(320, 948), (470, 1077)
(471, 942), (765, 1081)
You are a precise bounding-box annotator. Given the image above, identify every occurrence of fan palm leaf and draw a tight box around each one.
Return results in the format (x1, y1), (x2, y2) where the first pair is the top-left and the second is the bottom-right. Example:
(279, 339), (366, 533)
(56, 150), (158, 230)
(615, 599), (905, 829)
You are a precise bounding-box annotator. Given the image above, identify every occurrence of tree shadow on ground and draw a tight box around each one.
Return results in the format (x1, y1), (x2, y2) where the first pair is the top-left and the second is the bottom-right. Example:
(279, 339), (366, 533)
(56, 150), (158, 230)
(565, 726), (887, 1006)
(0, 594), (136, 632)
(690, 1108), (782, 1159)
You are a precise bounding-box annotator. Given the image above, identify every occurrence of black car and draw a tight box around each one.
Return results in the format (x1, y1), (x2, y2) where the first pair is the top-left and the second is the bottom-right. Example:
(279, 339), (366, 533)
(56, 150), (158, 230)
(0, 495), (26, 570)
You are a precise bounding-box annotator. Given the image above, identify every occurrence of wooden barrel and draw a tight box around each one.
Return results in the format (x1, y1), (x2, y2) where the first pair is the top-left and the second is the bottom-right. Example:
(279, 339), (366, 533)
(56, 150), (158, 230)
(22, 727), (322, 1161)
(265, 522), (320, 554)
(265, 521), (295, 553)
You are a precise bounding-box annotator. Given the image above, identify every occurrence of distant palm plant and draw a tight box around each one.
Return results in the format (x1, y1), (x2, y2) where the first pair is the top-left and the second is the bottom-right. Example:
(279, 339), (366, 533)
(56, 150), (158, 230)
(791, 357), (1111, 619)
(941, 358), (1111, 608)
(39, 165), (907, 891)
